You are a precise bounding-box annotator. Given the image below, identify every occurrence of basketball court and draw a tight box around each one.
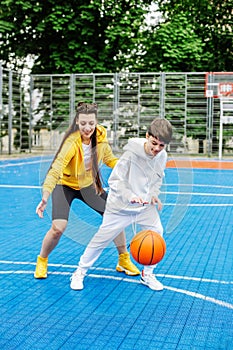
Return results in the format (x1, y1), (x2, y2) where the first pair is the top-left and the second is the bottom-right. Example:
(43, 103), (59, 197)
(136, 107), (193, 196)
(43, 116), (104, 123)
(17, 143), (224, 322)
(0, 156), (232, 349)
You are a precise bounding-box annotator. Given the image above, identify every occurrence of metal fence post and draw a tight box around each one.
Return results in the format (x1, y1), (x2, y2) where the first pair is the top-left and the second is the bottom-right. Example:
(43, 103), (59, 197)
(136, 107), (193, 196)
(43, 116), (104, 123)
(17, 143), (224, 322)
(184, 74), (188, 152)
(49, 76), (53, 150)
(0, 63), (2, 152)
(69, 74), (75, 125)
(93, 74), (96, 102)
(8, 70), (13, 154)
(29, 74), (33, 152)
(137, 74), (141, 136)
(113, 73), (119, 150)
(160, 72), (165, 118)
(206, 72), (213, 157)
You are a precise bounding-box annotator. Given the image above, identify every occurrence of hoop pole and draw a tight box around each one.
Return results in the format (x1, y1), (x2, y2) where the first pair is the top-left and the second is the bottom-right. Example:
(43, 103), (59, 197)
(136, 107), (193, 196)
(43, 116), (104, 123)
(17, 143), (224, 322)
(219, 120), (223, 159)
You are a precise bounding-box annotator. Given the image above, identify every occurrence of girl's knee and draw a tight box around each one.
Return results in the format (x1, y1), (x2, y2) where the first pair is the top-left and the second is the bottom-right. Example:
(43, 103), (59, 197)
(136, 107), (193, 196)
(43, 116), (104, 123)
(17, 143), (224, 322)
(50, 222), (66, 238)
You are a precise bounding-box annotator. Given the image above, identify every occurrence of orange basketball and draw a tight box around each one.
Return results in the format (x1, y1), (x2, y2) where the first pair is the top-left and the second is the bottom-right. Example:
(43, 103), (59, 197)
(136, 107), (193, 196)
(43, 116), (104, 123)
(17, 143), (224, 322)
(130, 230), (166, 265)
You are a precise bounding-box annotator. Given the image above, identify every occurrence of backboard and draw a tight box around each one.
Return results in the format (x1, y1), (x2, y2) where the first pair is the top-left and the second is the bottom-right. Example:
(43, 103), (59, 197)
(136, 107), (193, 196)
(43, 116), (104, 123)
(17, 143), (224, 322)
(205, 72), (233, 98)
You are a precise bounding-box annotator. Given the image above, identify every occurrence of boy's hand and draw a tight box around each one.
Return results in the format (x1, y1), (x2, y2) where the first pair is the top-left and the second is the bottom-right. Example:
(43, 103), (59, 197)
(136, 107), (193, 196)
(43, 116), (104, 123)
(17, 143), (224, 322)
(151, 196), (162, 210)
(131, 197), (149, 205)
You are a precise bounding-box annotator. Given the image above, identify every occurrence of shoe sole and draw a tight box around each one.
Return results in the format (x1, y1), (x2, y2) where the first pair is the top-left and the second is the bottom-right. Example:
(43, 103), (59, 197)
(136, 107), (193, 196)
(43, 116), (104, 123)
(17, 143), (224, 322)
(70, 275), (84, 290)
(140, 278), (164, 291)
(116, 266), (140, 276)
(70, 286), (84, 290)
(70, 282), (84, 290)
(34, 274), (47, 279)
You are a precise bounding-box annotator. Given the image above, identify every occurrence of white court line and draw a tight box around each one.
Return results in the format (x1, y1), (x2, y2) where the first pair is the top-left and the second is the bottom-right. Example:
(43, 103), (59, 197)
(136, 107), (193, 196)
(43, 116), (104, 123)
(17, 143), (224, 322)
(0, 267), (232, 310)
(0, 159), (51, 168)
(0, 184), (41, 189)
(88, 274), (233, 310)
(163, 286), (233, 310)
(0, 260), (232, 285)
(0, 184), (232, 196)
(0, 184), (233, 206)
(165, 203), (233, 207)
(163, 191), (233, 197)
(164, 184), (233, 189)
(1, 182), (233, 190)
(1, 158), (232, 170)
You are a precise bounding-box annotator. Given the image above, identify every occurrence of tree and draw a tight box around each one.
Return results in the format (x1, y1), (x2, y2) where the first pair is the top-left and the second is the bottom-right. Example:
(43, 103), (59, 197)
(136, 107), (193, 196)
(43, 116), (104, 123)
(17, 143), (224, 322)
(156, 0), (233, 71)
(0, 0), (151, 74)
(0, 0), (232, 73)
(140, 13), (211, 72)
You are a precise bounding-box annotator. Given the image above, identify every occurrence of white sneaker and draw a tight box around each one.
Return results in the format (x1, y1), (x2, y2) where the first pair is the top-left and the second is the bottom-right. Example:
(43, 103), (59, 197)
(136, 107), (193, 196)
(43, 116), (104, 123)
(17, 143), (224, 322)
(140, 270), (164, 291)
(70, 268), (86, 290)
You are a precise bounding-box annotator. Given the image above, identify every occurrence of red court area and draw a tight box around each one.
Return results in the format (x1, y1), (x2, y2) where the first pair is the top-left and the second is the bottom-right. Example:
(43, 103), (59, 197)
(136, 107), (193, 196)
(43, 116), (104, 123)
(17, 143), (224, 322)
(167, 159), (233, 170)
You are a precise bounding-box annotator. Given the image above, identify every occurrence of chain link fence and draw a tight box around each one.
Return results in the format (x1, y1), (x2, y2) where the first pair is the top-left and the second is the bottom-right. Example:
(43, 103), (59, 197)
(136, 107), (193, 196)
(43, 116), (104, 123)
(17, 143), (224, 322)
(1, 64), (233, 157)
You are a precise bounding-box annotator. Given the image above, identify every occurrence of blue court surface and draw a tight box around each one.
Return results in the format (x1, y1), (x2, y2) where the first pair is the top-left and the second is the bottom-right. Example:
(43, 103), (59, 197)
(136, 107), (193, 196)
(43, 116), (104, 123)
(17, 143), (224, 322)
(0, 156), (232, 350)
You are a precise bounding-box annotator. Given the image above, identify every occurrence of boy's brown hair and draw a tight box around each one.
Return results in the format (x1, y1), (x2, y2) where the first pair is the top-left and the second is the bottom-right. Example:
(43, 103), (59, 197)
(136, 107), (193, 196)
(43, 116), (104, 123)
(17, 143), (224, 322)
(147, 118), (173, 144)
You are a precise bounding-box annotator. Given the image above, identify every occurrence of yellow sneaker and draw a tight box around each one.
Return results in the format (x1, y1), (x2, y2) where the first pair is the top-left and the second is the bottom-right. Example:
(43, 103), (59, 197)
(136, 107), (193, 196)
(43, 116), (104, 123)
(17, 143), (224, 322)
(34, 255), (48, 279)
(116, 252), (140, 276)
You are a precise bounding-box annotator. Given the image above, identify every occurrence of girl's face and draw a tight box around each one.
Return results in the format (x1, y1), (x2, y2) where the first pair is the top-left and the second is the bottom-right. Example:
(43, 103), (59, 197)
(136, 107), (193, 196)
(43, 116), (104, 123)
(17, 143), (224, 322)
(77, 113), (97, 142)
(145, 133), (165, 157)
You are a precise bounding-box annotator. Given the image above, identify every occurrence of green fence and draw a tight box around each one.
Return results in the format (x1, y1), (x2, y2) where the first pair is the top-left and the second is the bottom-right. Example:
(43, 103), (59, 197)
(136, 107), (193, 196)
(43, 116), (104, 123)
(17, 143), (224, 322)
(1, 65), (233, 158)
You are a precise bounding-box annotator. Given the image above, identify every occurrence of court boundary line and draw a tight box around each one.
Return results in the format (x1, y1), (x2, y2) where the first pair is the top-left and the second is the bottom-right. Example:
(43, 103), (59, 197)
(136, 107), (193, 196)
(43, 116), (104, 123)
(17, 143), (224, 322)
(1, 184), (233, 206)
(0, 184), (41, 189)
(1, 157), (233, 170)
(0, 184), (232, 200)
(0, 260), (232, 285)
(0, 267), (232, 310)
(0, 158), (51, 167)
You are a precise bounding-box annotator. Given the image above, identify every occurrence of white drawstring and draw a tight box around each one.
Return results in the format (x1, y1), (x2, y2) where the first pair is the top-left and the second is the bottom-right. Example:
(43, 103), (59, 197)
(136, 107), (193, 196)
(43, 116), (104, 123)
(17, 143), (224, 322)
(132, 221), (137, 236)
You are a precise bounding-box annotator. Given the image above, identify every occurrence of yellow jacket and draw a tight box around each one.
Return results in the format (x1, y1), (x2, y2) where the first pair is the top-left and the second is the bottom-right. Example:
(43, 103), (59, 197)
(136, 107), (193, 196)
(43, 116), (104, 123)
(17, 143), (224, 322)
(43, 125), (118, 193)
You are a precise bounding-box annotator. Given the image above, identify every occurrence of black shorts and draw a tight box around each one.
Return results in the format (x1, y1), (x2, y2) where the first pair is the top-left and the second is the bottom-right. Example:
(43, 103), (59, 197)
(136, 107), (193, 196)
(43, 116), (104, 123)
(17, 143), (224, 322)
(52, 184), (108, 221)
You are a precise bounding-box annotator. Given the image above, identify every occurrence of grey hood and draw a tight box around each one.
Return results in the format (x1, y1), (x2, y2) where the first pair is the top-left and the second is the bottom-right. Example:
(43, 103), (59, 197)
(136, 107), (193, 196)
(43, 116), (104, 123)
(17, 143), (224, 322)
(123, 138), (149, 159)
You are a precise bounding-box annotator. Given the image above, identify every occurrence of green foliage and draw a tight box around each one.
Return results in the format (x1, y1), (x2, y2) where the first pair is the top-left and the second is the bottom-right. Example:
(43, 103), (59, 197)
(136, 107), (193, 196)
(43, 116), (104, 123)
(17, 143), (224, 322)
(156, 0), (233, 71)
(141, 13), (209, 71)
(1, 0), (232, 155)
(0, 0), (151, 74)
(0, 0), (232, 73)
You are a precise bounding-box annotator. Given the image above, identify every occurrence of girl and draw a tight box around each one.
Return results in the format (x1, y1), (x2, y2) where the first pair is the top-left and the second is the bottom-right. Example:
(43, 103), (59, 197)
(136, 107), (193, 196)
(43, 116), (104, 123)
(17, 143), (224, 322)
(35, 102), (139, 278)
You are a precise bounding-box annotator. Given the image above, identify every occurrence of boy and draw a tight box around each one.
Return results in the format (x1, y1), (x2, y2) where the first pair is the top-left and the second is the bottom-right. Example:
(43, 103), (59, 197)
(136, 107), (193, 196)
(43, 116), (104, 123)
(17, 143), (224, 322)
(70, 118), (173, 291)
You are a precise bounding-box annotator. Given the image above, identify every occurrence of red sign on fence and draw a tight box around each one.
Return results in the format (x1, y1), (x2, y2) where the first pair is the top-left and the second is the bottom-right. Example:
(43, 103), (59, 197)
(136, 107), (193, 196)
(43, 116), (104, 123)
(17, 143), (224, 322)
(218, 82), (233, 97)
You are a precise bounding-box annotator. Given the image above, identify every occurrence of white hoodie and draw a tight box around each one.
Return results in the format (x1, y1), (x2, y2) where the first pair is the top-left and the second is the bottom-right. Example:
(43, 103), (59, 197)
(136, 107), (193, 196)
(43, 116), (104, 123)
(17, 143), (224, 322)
(106, 137), (167, 214)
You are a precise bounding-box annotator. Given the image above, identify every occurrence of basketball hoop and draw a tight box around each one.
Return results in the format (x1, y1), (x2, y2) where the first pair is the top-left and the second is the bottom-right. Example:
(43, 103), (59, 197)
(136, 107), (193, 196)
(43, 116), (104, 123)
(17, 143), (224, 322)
(205, 72), (233, 98)
(205, 72), (233, 159)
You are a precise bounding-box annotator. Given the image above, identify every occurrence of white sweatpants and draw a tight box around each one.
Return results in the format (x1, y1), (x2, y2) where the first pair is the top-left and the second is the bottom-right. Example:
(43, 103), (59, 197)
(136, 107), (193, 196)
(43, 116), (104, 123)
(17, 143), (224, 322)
(79, 205), (163, 274)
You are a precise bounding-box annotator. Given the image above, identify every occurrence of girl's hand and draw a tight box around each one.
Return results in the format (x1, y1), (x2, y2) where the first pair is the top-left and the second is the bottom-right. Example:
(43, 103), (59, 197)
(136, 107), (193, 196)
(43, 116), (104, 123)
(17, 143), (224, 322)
(36, 199), (47, 218)
(151, 196), (163, 211)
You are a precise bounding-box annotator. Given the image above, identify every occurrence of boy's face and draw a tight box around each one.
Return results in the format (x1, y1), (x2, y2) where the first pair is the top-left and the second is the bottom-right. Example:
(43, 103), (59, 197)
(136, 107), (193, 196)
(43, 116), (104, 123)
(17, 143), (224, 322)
(145, 133), (165, 157)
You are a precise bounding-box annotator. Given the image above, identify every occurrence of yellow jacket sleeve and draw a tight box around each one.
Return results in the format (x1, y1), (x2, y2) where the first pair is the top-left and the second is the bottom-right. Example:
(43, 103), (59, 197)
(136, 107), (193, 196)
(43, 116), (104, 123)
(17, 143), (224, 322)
(43, 137), (76, 193)
(101, 143), (118, 168)
(96, 125), (118, 168)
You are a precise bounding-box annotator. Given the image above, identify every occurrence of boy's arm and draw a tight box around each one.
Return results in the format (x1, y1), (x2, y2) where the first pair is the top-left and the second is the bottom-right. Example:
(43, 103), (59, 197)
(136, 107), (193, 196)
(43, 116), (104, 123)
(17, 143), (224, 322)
(149, 174), (163, 199)
(149, 153), (168, 203)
